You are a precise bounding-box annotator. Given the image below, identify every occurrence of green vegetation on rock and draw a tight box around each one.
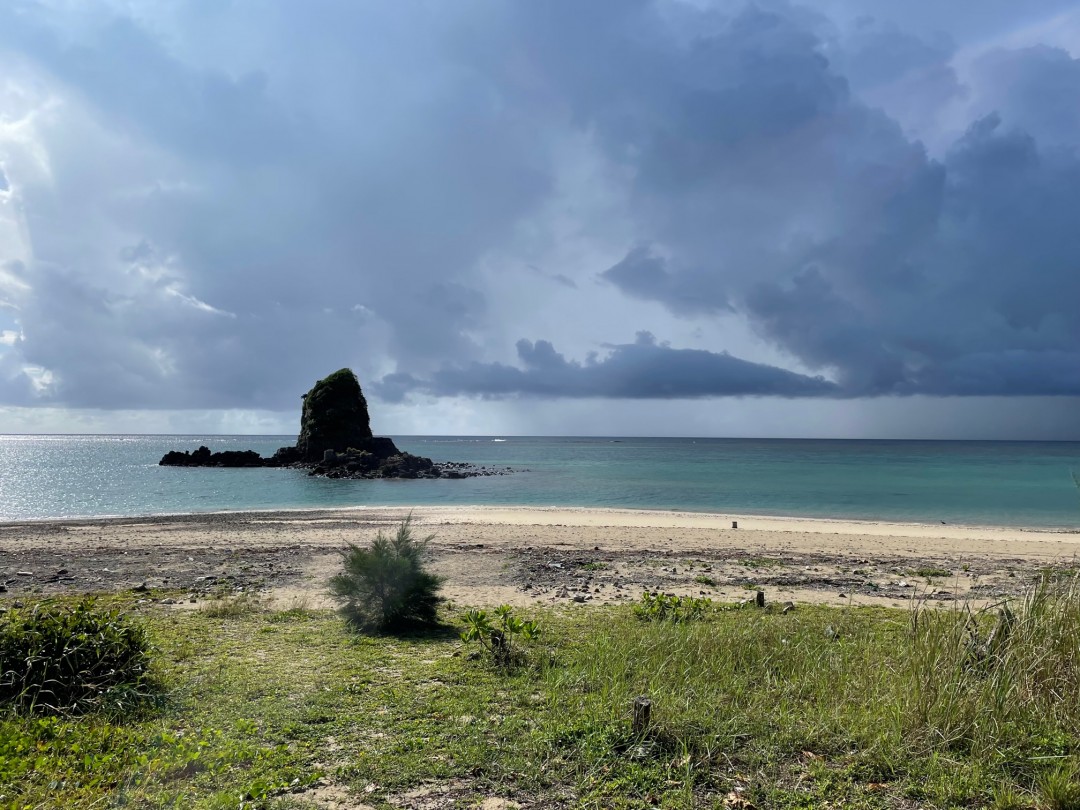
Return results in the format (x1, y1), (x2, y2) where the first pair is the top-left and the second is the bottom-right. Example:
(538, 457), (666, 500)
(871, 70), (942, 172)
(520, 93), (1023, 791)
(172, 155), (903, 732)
(295, 368), (373, 461)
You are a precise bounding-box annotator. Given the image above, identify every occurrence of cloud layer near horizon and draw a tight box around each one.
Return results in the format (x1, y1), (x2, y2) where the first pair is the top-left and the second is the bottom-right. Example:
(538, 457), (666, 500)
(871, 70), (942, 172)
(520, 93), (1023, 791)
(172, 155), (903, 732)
(1, 0), (1079, 419)
(376, 332), (839, 400)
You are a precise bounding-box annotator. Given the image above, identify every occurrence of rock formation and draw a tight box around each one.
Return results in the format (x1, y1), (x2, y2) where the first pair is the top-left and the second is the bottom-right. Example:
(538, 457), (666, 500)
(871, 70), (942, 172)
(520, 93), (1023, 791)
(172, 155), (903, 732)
(159, 447), (264, 467)
(159, 368), (509, 480)
(267, 368), (406, 469)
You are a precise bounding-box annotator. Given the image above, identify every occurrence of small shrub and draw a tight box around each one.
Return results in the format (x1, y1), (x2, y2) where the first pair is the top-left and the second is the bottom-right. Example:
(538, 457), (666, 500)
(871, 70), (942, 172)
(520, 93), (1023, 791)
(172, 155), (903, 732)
(460, 605), (541, 666)
(694, 574), (717, 587)
(632, 592), (712, 623)
(0, 598), (157, 715)
(329, 515), (444, 632)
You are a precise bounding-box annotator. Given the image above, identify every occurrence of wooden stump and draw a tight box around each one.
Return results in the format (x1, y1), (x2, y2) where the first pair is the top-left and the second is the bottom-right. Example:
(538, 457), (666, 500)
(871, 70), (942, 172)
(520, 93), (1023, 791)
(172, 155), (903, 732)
(632, 696), (652, 736)
(755, 590), (766, 608)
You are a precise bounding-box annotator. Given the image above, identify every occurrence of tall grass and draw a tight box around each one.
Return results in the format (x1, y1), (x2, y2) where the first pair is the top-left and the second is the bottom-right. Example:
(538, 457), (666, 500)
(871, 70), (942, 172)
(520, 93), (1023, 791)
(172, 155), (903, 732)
(906, 575), (1080, 779)
(541, 576), (1080, 804)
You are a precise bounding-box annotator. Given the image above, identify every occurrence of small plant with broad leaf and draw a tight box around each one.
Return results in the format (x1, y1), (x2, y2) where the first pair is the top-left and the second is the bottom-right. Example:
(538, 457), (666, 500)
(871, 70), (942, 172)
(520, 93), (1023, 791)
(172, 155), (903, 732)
(329, 515), (444, 632)
(460, 605), (540, 666)
(632, 592), (713, 623)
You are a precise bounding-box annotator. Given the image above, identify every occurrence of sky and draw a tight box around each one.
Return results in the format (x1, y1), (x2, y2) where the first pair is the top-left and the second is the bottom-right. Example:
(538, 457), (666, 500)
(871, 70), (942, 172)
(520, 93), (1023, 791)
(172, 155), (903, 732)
(1, 0), (1079, 439)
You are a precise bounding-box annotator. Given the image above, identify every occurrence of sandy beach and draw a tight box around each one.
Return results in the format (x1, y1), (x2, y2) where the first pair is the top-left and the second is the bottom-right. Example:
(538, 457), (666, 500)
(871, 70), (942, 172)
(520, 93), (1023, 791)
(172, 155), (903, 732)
(2, 506), (1078, 610)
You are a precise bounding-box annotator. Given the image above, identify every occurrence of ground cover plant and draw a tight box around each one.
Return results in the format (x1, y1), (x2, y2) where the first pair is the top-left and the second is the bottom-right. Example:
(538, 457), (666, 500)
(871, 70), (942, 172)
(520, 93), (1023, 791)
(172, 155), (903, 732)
(632, 591), (715, 623)
(460, 604), (541, 667)
(3, 576), (1080, 808)
(0, 597), (158, 716)
(907, 566), (953, 579)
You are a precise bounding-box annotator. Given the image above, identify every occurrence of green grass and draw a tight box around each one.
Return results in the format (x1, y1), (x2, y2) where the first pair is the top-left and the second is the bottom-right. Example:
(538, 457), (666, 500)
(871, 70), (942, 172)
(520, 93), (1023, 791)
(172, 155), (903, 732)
(4, 577), (1080, 808)
(738, 557), (784, 569)
(906, 566), (953, 579)
(198, 594), (266, 619)
(693, 574), (717, 587)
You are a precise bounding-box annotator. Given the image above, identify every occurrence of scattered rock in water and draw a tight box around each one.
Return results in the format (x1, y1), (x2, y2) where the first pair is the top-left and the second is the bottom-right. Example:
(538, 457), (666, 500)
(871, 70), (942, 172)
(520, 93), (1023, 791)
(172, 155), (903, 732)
(158, 447), (265, 467)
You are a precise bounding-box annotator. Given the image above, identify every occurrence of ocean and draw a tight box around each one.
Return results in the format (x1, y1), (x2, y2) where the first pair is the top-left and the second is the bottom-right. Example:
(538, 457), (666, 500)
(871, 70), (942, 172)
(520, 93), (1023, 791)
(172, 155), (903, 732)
(1, 435), (1079, 528)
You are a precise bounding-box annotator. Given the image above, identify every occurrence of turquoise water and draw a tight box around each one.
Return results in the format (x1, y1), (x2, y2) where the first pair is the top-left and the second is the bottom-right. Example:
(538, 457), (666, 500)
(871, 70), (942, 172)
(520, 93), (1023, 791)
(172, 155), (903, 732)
(1, 435), (1079, 527)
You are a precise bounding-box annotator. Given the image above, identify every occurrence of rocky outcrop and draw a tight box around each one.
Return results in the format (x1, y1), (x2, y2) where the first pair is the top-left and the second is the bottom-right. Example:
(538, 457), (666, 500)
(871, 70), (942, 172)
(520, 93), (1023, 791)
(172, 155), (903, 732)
(307, 449), (442, 479)
(295, 369), (379, 461)
(159, 368), (507, 480)
(159, 447), (265, 467)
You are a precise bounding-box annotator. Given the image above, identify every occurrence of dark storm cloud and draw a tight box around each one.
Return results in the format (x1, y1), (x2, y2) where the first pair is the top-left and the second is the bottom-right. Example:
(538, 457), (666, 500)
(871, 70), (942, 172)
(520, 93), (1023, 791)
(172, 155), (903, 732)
(737, 112), (1080, 397)
(527, 265), (577, 289)
(0, 0), (556, 409)
(506, 3), (1080, 400)
(972, 46), (1080, 149)
(807, 0), (1080, 40)
(0, 0), (1078, 412)
(601, 246), (731, 316)
(375, 331), (838, 400)
(828, 18), (964, 144)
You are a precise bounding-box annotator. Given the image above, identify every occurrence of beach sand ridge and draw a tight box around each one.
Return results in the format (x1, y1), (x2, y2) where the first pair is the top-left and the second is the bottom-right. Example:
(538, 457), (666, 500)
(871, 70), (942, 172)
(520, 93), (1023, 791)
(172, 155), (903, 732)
(2, 506), (1078, 610)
